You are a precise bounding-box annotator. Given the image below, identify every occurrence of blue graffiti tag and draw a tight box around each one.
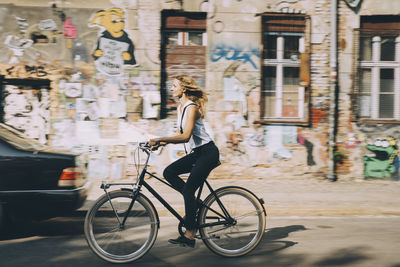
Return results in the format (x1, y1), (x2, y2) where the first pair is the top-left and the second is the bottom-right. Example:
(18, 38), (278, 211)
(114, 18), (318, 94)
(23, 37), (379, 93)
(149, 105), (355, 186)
(210, 44), (260, 69)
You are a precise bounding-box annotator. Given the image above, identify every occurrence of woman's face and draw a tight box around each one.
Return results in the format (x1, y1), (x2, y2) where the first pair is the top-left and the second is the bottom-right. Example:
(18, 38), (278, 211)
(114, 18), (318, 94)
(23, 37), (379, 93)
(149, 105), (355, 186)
(171, 79), (185, 98)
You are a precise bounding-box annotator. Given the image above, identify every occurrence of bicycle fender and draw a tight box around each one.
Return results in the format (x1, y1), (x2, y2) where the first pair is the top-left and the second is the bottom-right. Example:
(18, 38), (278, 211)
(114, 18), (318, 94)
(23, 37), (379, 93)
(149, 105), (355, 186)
(121, 188), (160, 229)
(209, 186), (267, 216)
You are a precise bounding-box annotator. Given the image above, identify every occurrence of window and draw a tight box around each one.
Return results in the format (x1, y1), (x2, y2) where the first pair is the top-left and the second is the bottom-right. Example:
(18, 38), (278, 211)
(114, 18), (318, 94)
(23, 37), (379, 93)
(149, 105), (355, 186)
(0, 77), (51, 143)
(260, 14), (310, 124)
(165, 31), (206, 46)
(356, 16), (400, 121)
(161, 11), (206, 118)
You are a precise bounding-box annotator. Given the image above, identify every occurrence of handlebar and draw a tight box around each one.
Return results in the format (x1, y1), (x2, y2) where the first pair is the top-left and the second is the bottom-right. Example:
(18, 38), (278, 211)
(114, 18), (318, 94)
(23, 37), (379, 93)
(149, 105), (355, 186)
(139, 142), (151, 152)
(138, 141), (166, 153)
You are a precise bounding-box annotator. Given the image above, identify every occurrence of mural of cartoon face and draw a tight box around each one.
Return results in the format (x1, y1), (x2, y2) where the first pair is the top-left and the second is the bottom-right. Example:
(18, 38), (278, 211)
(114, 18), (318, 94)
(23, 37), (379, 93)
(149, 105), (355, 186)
(363, 137), (399, 179)
(89, 7), (137, 75)
(95, 8), (125, 38)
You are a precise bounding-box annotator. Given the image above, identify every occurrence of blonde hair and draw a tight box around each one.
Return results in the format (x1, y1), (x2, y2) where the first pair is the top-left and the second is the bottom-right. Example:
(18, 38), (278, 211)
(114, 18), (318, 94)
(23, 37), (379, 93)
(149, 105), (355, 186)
(175, 75), (208, 117)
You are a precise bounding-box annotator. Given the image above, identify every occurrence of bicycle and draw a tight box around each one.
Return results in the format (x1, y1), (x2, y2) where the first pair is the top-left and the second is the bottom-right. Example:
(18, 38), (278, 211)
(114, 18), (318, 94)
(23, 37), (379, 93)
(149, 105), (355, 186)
(84, 142), (266, 263)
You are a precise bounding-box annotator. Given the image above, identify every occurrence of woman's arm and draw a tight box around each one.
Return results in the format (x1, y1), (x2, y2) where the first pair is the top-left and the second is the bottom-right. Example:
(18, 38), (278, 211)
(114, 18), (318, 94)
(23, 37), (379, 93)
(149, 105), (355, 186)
(149, 105), (198, 146)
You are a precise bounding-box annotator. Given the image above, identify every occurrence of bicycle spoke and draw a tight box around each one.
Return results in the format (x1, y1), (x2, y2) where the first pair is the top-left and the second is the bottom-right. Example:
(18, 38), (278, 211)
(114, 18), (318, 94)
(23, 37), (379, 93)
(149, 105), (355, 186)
(199, 187), (266, 257)
(84, 191), (158, 263)
(233, 210), (261, 220)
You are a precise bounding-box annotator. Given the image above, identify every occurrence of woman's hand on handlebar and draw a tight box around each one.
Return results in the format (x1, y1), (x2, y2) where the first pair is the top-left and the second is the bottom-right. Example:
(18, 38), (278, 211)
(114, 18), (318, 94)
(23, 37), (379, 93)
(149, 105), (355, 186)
(149, 139), (167, 151)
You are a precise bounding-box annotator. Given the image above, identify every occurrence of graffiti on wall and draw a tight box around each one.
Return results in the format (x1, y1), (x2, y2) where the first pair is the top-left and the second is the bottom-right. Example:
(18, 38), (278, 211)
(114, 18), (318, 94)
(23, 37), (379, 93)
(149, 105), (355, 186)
(297, 133), (316, 166)
(89, 7), (137, 76)
(210, 43), (260, 69)
(363, 137), (399, 180)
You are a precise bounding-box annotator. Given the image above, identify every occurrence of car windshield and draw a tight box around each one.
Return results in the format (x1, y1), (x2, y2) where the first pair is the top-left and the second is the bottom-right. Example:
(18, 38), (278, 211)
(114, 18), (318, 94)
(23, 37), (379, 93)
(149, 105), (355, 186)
(0, 123), (48, 151)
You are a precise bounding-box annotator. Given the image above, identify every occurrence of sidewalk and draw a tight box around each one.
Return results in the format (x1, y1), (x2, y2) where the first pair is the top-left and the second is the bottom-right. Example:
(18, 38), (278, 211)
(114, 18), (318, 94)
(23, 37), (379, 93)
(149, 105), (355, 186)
(81, 174), (400, 217)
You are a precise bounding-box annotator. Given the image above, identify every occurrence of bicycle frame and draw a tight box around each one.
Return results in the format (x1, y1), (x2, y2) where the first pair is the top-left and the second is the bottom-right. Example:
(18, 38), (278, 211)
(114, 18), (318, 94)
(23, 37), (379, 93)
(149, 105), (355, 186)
(100, 143), (234, 230)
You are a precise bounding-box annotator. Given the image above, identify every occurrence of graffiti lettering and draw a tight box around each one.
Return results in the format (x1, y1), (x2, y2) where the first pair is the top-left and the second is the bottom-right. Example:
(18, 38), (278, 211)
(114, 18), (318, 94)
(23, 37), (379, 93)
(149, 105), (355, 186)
(210, 44), (260, 69)
(6, 64), (48, 78)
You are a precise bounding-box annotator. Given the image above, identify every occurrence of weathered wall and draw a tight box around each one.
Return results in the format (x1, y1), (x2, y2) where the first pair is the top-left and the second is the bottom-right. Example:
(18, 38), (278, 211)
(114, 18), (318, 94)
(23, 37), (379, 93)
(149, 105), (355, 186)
(2, 0), (395, 181)
(337, 0), (400, 181)
(0, 0), (333, 180)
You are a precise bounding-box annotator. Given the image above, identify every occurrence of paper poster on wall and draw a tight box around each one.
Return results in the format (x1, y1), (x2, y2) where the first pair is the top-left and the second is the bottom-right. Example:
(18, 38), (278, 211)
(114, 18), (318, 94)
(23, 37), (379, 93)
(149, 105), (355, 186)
(264, 125), (292, 160)
(76, 98), (99, 120)
(4, 35), (33, 64)
(110, 98), (127, 118)
(223, 77), (244, 101)
(3, 84), (50, 143)
(83, 84), (99, 99)
(141, 91), (160, 119)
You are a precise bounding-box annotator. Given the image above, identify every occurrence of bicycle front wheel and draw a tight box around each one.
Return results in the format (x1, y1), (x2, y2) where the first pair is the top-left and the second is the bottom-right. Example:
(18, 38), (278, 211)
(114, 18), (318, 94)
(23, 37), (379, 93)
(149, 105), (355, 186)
(84, 190), (158, 263)
(198, 186), (266, 257)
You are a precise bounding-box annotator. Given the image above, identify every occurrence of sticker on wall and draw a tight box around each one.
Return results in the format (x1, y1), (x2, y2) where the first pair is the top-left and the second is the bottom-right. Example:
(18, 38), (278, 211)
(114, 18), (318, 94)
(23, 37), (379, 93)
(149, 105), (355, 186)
(64, 82), (82, 98)
(63, 18), (77, 39)
(4, 35), (33, 64)
(16, 16), (29, 36)
(89, 7), (137, 76)
(344, 0), (362, 8)
(39, 19), (57, 31)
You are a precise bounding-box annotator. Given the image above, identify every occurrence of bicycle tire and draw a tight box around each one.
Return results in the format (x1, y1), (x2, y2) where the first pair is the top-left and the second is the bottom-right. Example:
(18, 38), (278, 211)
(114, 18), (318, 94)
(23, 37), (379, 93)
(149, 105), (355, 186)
(198, 186), (266, 257)
(84, 190), (159, 263)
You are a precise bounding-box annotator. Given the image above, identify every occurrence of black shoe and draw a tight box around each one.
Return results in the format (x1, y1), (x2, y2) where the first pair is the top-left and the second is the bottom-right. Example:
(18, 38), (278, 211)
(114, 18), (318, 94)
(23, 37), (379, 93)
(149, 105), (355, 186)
(168, 235), (195, 248)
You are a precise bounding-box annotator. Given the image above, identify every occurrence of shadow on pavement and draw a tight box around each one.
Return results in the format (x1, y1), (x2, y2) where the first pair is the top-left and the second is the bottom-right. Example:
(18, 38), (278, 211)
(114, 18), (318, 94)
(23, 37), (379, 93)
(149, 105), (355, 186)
(251, 225), (307, 255)
(313, 247), (371, 266)
(0, 214), (85, 241)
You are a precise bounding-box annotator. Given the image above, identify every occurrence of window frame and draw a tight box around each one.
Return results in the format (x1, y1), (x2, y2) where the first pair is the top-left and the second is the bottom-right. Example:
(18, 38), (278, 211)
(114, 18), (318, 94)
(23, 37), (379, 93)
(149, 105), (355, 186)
(257, 13), (311, 126)
(160, 10), (207, 118)
(353, 16), (400, 123)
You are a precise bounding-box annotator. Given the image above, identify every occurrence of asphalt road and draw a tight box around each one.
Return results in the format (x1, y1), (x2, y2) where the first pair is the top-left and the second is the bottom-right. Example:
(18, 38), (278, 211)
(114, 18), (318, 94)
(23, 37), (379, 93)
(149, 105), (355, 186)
(0, 214), (399, 267)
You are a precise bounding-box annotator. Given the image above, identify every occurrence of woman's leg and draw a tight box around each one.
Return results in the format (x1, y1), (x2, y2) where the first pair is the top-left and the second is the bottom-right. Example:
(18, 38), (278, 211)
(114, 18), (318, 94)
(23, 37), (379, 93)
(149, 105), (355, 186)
(182, 144), (219, 231)
(163, 152), (198, 192)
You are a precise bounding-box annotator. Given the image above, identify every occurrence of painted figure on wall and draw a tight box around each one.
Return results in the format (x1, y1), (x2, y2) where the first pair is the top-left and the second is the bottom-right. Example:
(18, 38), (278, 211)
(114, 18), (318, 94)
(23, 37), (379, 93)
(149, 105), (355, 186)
(89, 7), (137, 75)
(363, 137), (399, 180)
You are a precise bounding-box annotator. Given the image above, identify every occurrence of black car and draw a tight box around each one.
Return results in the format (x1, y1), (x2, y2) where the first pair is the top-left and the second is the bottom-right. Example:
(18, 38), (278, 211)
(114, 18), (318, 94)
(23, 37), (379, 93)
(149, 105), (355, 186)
(0, 123), (90, 229)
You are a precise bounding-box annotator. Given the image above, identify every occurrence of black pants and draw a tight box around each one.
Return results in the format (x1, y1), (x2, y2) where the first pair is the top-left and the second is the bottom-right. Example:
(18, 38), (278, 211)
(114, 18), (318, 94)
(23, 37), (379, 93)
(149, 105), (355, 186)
(163, 141), (220, 230)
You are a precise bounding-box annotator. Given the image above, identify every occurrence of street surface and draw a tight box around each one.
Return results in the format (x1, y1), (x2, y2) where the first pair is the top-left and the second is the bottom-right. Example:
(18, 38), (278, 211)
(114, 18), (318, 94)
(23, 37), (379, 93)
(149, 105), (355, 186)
(1, 176), (400, 266)
(0, 215), (399, 267)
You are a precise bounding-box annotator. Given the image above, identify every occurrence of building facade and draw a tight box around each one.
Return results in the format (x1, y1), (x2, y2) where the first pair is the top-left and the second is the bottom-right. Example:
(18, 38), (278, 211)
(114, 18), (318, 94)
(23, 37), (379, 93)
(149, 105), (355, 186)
(0, 0), (399, 181)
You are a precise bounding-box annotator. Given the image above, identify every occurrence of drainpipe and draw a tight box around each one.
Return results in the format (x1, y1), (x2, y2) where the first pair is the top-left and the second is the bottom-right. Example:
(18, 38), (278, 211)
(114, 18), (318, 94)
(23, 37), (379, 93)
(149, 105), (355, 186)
(327, 0), (338, 181)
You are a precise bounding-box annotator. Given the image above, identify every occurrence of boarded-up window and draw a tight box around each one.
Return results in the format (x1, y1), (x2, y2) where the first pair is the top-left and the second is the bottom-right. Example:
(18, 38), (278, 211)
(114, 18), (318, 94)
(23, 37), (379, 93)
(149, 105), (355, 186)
(260, 13), (310, 124)
(161, 11), (207, 118)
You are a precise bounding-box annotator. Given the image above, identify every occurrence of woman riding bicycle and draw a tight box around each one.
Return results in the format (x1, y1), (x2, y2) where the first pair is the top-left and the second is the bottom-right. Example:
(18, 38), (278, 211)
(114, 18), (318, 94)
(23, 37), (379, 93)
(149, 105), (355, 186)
(149, 75), (220, 248)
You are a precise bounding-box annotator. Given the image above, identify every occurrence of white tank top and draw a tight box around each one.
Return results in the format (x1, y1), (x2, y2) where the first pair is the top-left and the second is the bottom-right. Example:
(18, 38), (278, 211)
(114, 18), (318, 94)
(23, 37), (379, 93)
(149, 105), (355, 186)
(178, 100), (213, 150)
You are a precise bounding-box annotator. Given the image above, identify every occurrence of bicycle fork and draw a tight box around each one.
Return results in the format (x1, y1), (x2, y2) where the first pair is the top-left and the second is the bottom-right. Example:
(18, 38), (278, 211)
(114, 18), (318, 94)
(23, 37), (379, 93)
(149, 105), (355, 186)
(101, 182), (141, 229)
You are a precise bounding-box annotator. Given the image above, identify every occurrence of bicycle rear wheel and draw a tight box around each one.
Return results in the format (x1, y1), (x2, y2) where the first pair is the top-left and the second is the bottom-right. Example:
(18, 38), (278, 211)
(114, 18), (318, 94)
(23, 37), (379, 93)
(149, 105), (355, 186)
(198, 186), (266, 257)
(84, 190), (158, 263)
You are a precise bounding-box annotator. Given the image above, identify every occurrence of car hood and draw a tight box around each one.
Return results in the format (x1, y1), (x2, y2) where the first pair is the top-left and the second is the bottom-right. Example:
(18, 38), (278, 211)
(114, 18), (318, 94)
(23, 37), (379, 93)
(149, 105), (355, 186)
(0, 123), (78, 156)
